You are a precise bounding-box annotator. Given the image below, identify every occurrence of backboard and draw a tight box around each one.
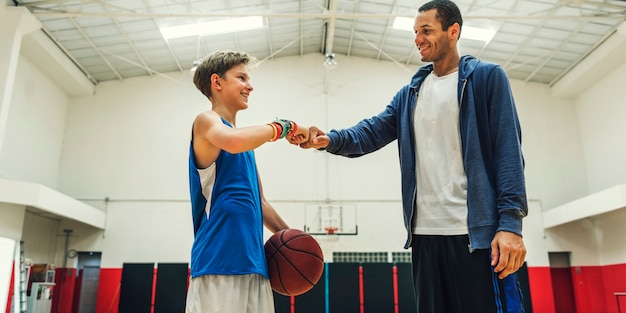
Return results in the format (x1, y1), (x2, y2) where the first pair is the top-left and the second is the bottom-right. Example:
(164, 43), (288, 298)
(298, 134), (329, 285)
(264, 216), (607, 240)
(304, 204), (358, 235)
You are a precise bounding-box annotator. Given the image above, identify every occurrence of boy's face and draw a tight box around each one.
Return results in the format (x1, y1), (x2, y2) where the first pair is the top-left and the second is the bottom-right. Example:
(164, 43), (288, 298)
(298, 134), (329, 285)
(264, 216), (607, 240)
(215, 63), (253, 109)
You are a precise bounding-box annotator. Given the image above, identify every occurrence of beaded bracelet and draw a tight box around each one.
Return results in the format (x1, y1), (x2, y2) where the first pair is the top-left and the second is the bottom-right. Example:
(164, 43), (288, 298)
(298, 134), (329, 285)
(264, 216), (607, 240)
(274, 122), (283, 141)
(275, 119), (288, 138)
(269, 119), (298, 141)
(267, 122), (279, 142)
(288, 121), (298, 137)
(276, 119), (298, 137)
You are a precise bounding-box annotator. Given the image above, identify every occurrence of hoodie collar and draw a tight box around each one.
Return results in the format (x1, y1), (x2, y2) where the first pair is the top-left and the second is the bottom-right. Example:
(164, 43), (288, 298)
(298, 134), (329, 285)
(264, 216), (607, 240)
(409, 55), (479, 89)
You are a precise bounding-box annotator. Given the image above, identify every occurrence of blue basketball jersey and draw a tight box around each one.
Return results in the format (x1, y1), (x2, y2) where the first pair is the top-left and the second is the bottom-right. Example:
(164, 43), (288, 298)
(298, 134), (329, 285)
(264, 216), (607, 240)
(188, 118), (268, 278)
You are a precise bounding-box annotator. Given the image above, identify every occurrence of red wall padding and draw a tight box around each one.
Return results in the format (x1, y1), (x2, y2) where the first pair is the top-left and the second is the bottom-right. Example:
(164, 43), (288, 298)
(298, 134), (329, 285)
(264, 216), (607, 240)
(602, 263), (626, 313)
(525, 263), (626, 313)
(95, 268), (122, 313)
(527, 267), (556, 313)
(52, 268), (77, 313)
(551, 267), (577, 313)
(571, 265), (607, 313)
(5, 261), (14, 313)
(47, 263), (625, 313)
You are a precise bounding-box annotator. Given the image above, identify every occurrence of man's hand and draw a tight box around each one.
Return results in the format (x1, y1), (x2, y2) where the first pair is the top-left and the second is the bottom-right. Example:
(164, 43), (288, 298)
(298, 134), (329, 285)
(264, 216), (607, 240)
(299, 126), (330, 149)
(491, 231), (526, 279)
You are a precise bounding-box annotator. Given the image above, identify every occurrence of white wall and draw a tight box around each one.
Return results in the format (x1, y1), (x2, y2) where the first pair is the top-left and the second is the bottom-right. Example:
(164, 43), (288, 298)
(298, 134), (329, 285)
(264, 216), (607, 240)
(521, 200), (551, 267)
(0, 56), (68, 188)
(13, 52), (619, 268)
(251, 54), (409, 202)
(55, 54), (413, 267)
(543, 60), (626, 267)
(594, 208), (626, 265)
(512, 80), (588, 210)
(58, 74), (198, 201)
(576, 62), (626, 194)
(21, 213), (59, 263)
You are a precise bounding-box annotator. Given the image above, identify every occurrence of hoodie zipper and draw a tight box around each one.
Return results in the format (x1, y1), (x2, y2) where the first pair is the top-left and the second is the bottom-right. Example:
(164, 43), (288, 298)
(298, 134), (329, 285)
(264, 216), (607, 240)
(406, 90), (419, 249)
(458, 77), (474, 253)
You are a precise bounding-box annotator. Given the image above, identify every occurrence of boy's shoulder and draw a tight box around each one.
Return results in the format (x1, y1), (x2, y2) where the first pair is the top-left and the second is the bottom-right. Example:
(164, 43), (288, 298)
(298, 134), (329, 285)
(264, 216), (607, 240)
(195, 110), (220, 121)
(193, 110), (221, 131)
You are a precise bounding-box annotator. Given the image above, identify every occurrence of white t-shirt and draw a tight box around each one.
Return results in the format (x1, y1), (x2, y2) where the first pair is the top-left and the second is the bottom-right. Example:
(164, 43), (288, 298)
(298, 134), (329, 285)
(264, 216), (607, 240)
(412, 71), (468, 235)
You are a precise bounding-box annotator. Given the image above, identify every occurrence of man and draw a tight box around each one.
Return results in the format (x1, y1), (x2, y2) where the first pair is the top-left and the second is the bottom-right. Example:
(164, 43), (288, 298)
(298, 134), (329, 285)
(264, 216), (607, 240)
(300, 1), (528, 312)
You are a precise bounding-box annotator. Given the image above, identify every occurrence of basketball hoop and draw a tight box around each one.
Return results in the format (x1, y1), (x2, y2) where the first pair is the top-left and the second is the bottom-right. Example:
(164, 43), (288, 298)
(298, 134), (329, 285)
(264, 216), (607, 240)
(324, 227), (339, 235)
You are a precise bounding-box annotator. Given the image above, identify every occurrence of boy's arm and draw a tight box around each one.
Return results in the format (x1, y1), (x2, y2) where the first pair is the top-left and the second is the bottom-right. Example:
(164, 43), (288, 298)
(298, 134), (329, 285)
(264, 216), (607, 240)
(193, 111), (309, 167)
(258, 174), (289, 233)
(194, 111), (278, 154)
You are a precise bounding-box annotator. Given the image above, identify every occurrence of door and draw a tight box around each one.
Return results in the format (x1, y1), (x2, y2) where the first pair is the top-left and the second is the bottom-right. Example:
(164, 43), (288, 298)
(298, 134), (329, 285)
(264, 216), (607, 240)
(76, 251), (102, 313)
(549, 252), (577, 313)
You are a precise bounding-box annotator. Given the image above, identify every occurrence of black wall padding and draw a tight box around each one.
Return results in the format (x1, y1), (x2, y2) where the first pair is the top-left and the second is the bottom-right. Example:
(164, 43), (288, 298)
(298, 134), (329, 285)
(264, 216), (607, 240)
(273, 292), (291, 313)
(118, 263), (154, 313)
(362, 263), (394, 313)
(517, 262), (533, 313)
(396, 263), (417, 313)
(328, 263), (360, 313)
(154, 263), (189, 313)
(294, 267), (326, 313)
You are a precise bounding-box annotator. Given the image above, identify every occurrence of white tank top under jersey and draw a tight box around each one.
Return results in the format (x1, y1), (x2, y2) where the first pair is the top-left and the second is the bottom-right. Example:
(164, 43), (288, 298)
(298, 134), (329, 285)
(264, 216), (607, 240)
(412, 70), (468, 235)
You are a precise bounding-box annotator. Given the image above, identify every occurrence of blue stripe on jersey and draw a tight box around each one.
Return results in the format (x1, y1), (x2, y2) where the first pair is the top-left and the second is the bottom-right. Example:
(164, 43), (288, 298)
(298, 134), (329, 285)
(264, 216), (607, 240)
(502, 273), (525, 313)
(491, 269), (504, 313)
(492, 269), (525, 313)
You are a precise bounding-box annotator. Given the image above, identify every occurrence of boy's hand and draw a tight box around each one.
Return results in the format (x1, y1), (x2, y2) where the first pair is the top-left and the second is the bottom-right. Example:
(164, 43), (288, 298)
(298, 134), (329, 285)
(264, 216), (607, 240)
(287, 126), (309, 145)
(299, 126), (329, 149)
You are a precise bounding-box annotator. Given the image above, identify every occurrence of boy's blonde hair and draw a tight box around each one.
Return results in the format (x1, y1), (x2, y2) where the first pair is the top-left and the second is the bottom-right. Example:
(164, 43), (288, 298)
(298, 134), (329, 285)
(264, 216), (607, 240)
(193, 51), (255, 99)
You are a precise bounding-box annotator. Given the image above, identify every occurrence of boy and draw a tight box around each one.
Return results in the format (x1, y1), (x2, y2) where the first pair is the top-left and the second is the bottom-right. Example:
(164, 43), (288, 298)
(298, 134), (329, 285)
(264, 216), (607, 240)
(186, 50), (309, 313)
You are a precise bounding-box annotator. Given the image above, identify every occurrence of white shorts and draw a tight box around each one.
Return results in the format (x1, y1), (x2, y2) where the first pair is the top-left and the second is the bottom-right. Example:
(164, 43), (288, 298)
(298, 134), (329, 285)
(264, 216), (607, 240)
(185, 274), (275, 313)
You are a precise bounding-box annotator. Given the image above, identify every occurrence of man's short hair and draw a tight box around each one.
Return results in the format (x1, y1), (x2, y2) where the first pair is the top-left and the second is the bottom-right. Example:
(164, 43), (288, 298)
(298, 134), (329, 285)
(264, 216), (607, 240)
(419, 0), (463, 37)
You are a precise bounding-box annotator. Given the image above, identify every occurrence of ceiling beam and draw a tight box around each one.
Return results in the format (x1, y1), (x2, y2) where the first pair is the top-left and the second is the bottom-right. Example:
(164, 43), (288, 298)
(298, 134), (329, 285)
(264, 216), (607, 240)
(323, 0), (338, 55)
(28, 11), (626, 21)
(551, 21), (626, 98)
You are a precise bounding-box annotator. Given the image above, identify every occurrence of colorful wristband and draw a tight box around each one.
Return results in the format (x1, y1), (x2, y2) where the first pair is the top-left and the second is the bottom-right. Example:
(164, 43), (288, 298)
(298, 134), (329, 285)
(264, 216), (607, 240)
(287, 121), (298, 137)
(267, 123), (278, 142)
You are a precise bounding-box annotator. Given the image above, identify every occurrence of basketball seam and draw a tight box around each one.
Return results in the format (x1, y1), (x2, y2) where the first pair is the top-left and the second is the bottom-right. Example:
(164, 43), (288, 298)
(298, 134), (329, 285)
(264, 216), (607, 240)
(278, 233), (324, 261)
(275, 248), (319, 285)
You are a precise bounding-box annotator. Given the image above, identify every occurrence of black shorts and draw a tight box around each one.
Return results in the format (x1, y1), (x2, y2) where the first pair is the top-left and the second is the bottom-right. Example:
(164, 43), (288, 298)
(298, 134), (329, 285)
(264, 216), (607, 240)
(411, 235), (525, 313)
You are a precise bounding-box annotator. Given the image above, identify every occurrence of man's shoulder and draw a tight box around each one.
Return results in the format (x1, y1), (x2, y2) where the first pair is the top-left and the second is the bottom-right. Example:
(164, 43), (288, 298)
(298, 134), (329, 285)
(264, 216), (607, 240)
(461, 56), (506, 82)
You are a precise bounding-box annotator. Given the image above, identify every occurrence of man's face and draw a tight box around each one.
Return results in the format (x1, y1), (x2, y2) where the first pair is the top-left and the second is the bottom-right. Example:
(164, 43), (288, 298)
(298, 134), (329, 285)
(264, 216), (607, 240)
(413, 9), (455, 63)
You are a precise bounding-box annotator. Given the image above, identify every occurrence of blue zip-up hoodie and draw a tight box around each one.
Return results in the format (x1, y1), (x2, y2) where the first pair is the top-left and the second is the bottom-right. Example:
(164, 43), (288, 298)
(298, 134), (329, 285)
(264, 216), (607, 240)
(324, 55), (528, 250)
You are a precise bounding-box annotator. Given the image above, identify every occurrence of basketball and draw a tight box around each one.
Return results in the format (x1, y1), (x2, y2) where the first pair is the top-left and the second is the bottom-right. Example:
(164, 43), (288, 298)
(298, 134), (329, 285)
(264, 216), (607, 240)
(264, 228), (324, 296)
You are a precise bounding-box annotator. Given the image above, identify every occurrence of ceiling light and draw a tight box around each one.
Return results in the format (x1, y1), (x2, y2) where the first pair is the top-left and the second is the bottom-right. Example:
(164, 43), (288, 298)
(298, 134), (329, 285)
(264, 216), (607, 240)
(160, 16), (264, 40)
(190, 59), (201, 74)
(392, 17), (496, 44)
(461, 26), (496, 43)
(392, 17), (414, 31)
(323, 53), (337, 69)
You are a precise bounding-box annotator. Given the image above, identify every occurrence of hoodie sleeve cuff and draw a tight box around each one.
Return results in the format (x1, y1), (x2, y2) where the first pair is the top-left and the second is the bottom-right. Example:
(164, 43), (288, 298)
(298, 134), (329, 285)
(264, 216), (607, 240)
(497, 209), (524, 236)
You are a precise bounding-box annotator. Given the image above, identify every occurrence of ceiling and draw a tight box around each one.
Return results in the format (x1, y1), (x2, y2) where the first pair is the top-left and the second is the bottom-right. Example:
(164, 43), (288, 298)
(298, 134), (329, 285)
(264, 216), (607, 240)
(11, 0), (626, 86)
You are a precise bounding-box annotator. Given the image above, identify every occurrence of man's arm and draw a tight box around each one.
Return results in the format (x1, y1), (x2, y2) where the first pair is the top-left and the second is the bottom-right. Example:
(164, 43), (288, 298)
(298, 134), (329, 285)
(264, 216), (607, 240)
(485, 64), (528, 279)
